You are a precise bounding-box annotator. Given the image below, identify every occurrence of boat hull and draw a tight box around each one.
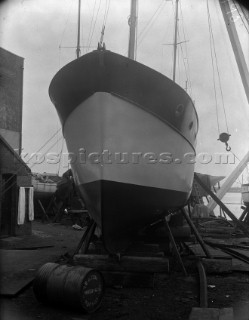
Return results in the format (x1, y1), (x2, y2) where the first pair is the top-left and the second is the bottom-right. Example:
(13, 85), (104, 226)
(49, 49), (198, 253)
(78, 180), (189, 253)
(63, 92), (195, 253)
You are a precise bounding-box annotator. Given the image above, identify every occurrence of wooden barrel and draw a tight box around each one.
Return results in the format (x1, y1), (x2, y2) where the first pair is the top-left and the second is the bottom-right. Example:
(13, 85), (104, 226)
(63, 266), (104, 313)
(33, 262), (59, 302)
(242, 184), (249, 204)
(33, 263), (104, 313)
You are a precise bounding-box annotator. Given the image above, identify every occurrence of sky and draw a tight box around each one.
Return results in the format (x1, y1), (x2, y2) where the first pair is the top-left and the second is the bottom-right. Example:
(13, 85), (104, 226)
(0, 0), (249, 184)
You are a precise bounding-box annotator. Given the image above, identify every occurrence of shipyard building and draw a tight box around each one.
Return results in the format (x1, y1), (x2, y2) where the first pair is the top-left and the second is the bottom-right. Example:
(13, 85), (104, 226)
(0, 47), (33, 237)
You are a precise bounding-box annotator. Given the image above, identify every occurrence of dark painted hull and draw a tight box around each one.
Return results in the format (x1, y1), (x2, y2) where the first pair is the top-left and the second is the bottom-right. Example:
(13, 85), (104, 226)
(78, 180), (189, 253)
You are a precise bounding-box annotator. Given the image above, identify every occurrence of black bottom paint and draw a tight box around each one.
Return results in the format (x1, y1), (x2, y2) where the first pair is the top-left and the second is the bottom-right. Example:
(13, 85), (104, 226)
(77, 180), (189, 254)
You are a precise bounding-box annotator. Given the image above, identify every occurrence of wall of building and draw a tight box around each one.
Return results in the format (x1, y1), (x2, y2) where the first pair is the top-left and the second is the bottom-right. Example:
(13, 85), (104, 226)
(0, 47), (23, 153)
(0, 47), (31, 237)
(0, 136), (32, 237)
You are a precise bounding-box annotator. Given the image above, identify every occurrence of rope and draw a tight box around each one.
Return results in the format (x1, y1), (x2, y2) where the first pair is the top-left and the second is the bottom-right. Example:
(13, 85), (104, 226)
(207, 0), (220, 134)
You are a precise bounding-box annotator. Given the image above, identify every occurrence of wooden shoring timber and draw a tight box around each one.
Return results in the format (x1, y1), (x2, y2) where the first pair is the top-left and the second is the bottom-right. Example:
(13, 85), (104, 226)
(181, 208), (212, 259)
(194, 173), (249, 237)
(74, 254), (169, 273)
(202, 258), (232, 274)
(164, 217), (187, 276)
(239, 206), (249, 222)
(37, 199), (50, 222)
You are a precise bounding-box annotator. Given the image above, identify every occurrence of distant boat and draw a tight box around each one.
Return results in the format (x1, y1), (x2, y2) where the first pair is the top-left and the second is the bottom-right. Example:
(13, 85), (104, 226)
(242, 184), (249, 204)
(32, 173), (60, 201)
(49, 0), (198, 253)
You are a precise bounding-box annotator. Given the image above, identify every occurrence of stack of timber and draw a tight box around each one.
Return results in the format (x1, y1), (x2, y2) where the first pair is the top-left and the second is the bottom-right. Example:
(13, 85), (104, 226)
(186, 242), (232, 274)
(186, 236), (249, 273)
(205, 239), (249, 273)
(73, 241), (169, 288)
(196, 218), (237, 238)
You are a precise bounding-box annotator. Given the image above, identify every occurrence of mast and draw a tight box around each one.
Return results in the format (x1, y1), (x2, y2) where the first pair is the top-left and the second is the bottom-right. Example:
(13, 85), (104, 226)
(128, 0), (138, 60)
(76, 0), (81, 59)
(219, 0), (249, 103)
(173, 0), (179, 82)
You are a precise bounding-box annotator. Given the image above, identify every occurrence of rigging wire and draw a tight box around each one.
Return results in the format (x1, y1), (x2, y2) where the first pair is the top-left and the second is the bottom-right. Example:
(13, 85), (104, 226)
(102, 0), (111, 28)
(86, 0), (97, 52)
(179, 43), (191, 94)
(30, 137), (63, 170)
(31, 128), (62, 157)
(207, 0), (230, 134)
(207, 0), (229, 133)
(2, 135), (64, 197)
(2, 127), (62, 190)
(207, 5), (220, 134)
(137, 0), (166, 46)
(176, 16), (192, 95)
(1, 127), (62, 191)
(99, 0), (111, 45)
(59, 0), (75, 48)
(161, 2), (174, 76)
(135, 0), (139, 60)
(179, 1), (193, 98)
(87, 0), (101, 52)
(177, 39), (181, 84)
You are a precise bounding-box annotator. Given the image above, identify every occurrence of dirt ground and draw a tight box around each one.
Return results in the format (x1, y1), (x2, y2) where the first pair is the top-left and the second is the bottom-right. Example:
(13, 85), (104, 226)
(1, 221), (249, 320)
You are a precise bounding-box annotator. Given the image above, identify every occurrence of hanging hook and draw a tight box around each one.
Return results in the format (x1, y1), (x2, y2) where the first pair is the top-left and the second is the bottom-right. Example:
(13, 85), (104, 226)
(217, 132), (231, 151)
(225, 142), (231, 152)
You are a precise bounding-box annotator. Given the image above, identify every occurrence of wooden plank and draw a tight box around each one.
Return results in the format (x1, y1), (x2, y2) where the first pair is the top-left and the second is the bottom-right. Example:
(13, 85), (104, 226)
(232, 259), (249, 272)
(189, 307), (233, 320)
(202, 258), (232, 274)
(74, 254), (169, 273)
(199, 227), (234, 234)
(0, 277), (33, 297)
(187, 243), (230, 259)
(0, 249), (58, 297)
